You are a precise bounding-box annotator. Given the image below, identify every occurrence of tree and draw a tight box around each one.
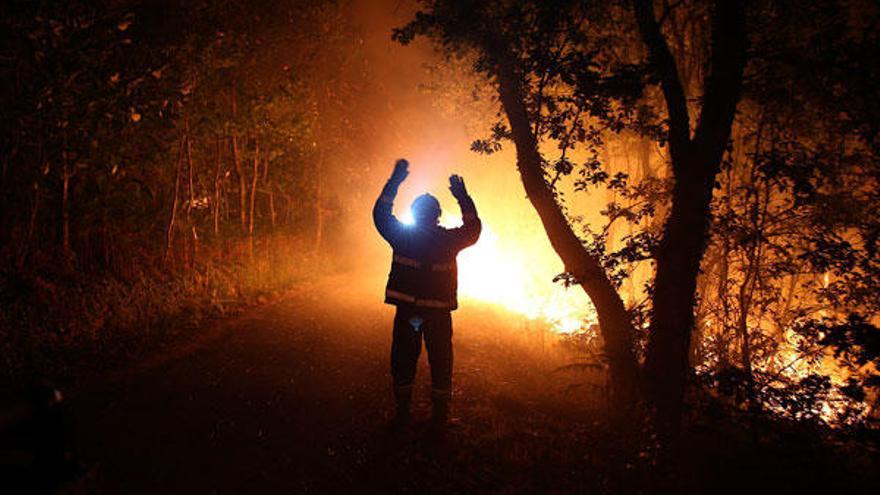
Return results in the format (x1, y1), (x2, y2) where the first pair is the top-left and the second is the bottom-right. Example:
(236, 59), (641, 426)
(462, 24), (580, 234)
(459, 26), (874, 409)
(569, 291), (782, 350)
(694, 0), (880, 423)
(395, 0), (747, 437)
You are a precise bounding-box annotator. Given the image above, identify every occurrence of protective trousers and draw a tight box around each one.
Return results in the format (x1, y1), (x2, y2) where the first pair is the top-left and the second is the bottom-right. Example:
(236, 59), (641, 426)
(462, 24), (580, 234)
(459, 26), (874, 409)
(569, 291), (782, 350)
(390, 305), (453, 416)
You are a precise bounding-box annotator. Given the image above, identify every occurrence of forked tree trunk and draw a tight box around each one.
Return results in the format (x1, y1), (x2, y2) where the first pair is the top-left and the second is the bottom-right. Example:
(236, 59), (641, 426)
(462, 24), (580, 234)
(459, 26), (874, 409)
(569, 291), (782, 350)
(646, 156), (719, 427)
(634, 0), (748, 437)
(484, 0), (747, 434)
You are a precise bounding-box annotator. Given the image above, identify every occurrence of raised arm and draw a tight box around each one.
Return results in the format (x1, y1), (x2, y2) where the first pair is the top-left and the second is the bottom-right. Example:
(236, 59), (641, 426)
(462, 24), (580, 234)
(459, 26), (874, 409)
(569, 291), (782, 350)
(373, 159), (409, 247)
(448, 174), (482, 249)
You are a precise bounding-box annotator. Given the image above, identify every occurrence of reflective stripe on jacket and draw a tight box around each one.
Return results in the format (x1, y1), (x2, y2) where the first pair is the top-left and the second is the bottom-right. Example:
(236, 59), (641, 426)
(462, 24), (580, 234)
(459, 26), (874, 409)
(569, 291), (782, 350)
(373, 179), (482, 312)
(384, 252), (458, 310)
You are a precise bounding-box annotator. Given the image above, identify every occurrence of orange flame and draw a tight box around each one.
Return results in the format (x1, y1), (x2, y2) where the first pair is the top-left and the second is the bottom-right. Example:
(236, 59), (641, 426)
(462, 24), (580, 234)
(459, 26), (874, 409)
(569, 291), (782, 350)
(441, 214), (596, 334)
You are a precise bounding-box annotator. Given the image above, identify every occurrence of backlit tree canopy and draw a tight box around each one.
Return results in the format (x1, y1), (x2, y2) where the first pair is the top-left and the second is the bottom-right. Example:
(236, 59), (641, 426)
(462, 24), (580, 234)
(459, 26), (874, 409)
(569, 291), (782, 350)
(395, 0), (880, 432)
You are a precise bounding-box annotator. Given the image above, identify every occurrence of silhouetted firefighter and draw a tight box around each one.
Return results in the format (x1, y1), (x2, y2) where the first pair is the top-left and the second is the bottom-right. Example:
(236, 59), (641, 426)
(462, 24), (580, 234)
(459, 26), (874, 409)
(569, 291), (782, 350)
(373, 159), (481, 432)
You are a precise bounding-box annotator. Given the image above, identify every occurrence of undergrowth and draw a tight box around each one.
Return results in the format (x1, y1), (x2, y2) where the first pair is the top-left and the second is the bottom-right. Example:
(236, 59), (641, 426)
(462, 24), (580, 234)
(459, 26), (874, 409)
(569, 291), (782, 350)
(0, 233), (321, 388)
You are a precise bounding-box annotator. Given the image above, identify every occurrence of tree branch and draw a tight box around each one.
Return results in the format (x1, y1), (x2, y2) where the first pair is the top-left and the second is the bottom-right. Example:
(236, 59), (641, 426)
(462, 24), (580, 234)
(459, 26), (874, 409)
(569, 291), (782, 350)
(632, 0), (691, 164)
(691, 1), (749, 165)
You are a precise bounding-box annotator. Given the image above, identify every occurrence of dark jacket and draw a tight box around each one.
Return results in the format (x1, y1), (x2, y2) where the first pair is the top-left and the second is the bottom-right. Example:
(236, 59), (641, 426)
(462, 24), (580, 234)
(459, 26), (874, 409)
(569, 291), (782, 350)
(373, 180), (481, 311)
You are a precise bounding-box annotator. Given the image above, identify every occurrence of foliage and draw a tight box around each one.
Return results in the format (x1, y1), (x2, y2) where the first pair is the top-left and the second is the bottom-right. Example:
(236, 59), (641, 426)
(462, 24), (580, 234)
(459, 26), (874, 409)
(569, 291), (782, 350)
(397, 0), (880, 428)
(0, 0), (381, 383)
(693, 0), (880, 425)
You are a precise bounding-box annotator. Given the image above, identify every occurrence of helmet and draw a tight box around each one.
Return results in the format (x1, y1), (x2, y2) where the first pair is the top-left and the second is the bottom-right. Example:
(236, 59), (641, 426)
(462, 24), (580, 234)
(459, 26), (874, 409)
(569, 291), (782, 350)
(411, 194), (441, 226)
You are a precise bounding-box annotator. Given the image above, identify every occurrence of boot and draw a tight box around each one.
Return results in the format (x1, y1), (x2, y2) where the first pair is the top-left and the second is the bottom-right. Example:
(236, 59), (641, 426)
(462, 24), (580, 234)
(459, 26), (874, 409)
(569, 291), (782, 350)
(388, 403), (411, 431)
(388, 384), (413, 432)
(430, 389), (451, 434)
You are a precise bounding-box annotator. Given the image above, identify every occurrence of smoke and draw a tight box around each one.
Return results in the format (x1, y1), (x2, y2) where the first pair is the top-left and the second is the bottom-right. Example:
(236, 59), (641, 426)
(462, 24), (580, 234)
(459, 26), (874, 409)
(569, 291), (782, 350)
(322, 0), (596, 331)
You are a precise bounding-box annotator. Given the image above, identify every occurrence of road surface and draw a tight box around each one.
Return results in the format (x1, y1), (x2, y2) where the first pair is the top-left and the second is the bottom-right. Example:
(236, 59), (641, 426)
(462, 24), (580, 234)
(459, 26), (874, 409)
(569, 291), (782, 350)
(65, 275), (603, 494)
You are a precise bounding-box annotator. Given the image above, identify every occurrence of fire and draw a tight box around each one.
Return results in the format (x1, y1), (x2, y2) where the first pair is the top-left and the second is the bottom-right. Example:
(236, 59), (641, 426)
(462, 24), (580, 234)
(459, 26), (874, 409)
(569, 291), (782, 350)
(389, 152), (597, 335)
(442, 214), (596, 334)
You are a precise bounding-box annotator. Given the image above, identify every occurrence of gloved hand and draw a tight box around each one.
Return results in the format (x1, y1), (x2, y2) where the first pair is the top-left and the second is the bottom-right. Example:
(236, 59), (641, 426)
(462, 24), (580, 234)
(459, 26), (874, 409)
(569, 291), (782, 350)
(449, 174), (469, 200)
(390, 159), (409, 184)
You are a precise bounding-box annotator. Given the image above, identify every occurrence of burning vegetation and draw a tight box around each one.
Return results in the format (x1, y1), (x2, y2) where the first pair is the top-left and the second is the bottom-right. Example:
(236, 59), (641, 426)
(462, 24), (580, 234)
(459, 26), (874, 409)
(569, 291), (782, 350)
(391, 0), (880, 431)
(1, 0), (880, 491)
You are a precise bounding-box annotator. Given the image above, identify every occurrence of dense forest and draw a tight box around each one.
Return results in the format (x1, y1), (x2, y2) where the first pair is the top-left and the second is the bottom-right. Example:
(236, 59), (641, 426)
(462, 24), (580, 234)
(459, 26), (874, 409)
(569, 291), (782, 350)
(1, 0), (385, 381)
(1, 0), (879, 493)
(397, 0), (880, 434)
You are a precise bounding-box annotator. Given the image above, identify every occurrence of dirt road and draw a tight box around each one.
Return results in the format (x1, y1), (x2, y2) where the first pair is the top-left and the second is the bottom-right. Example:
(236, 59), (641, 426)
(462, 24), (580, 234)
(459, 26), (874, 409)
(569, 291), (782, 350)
(65, 276), (602, 494)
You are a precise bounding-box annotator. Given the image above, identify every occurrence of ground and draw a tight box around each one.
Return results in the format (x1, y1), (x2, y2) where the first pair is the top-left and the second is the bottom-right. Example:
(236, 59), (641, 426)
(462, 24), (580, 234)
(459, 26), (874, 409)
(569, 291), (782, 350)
(62, 275), (607, 494)
(56, 274), (879, 494)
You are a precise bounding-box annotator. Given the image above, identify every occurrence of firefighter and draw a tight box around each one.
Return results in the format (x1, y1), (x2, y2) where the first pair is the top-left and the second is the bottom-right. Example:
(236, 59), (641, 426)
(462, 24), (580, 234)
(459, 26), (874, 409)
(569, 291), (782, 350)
(373, 158), (481, 432)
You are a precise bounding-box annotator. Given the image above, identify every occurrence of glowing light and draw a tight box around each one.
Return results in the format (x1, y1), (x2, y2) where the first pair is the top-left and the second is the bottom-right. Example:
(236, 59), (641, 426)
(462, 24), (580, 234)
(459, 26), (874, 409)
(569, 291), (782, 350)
(388, 161), (596, 335)
(400, 209), (415, 226)
(450, 220), (596, 334)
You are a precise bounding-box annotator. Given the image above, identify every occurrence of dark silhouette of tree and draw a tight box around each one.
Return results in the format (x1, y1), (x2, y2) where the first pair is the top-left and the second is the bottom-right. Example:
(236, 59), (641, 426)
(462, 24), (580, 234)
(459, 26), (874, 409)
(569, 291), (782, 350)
(394, 0), (748, 439)
(396, 0), (880, 436)
(695, 0), (880, 423)
(0, 0), (378, 268)
(0, 0), (384, 380)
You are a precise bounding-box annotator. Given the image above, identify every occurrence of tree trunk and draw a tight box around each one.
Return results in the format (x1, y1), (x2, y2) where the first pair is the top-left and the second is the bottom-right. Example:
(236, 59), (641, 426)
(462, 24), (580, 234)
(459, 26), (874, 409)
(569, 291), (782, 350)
(231, 88), (246, 234)
(263, 151), (276, 230)
(734, 121), (768, 409)
(634, 0), (748, 437)
(716, 161), (734, 370)
(232, 135), (246, 235)
(268, 190), (277, 231)
(165, 136), (184, 264)
(645, 158), (718, 429)
(736, 263), (756, 407)
(61, 143), (72, 262)
(185, 120), (198, 266)
(22, 179), (41, 267)
(249, 138), (259, 237)
(213, 137), (222, 236)
(314, 173), (323, 253)
(495, 60), (640, 407)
